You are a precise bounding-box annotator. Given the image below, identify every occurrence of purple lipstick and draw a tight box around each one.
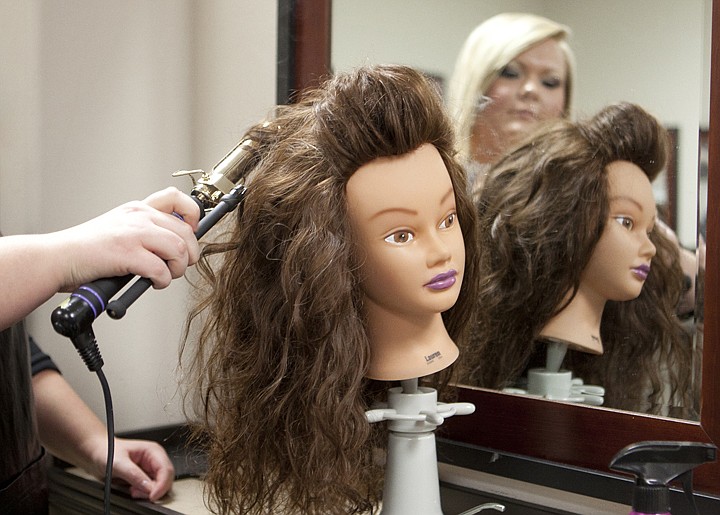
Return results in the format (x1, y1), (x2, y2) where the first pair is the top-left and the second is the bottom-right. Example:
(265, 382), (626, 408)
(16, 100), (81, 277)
(425, 270), (457, 291)
(632, 264), (651, 280)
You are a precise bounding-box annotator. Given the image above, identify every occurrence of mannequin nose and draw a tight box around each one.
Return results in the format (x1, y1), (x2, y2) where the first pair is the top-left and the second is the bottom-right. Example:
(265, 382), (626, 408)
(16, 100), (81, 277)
(426, 234), (452, 267)
(641, 234), (657, 259)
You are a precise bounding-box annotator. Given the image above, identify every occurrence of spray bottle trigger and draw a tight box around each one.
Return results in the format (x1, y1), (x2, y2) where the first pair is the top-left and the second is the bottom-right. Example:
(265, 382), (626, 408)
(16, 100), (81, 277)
(609, 441), (717, 515)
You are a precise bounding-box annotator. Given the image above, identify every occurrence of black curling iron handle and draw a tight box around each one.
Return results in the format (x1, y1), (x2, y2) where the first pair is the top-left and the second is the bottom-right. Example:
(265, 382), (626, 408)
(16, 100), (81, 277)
(52, 276), (134, 338)
(106, 185), (246, 319)
(51, 195), (205, 337)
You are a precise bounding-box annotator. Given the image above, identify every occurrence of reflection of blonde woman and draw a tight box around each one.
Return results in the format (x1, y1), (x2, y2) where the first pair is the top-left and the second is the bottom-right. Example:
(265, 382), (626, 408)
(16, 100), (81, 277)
(461, 103), (695, 417)
(447, 13), (575, 189)
(181, 64), (480, 514)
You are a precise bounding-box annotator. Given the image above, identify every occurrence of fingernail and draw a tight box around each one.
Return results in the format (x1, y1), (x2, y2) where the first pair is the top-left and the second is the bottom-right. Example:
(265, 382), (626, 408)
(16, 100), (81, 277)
(172, 211), (184, 221)
(140, 479), (152, 493)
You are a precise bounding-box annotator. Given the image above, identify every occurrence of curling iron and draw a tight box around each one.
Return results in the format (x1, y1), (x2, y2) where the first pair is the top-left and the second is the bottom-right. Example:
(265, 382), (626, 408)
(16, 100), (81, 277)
(51, 137), (256, 350)
(48, 135), (259, 515)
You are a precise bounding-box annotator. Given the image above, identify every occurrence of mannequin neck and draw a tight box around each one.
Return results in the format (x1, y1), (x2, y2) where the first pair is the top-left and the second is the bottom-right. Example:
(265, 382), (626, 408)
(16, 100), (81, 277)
(363, 298), (458, 381)
(539, 285), (606, 355)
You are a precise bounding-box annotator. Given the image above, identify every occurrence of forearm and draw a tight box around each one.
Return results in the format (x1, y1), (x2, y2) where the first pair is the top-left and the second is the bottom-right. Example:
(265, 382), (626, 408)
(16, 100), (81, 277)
(32, 368), (175, 500)
(32, 369), (108, 473)
(0, 233), (77, 330)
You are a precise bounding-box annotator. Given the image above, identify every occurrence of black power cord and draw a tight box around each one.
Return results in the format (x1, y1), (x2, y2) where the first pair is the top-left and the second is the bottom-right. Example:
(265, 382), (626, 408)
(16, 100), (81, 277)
(64, 326), (114, 515)
(97, 368), (115, 515)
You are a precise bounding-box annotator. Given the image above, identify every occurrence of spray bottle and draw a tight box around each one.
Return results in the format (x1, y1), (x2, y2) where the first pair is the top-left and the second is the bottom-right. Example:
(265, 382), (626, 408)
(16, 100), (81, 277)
(609, 441), (717, 515)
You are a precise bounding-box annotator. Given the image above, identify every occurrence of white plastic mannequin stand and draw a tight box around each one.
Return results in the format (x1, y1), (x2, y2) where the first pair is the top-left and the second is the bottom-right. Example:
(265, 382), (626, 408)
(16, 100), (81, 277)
(503, 340), (605, 405)
(366, 378), (505, 514)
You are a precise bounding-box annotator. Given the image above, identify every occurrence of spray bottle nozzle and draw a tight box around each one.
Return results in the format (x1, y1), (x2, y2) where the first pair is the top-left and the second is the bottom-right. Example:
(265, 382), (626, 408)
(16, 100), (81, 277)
(609, 441), (717, 515)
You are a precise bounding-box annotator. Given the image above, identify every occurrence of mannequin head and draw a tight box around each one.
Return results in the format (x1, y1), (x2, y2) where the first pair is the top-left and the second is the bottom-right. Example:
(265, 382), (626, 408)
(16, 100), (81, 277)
(447, 12), (575, 168)
(182, 64), (479, 514)
(538, 158), (660, 355)
(347, 143), (466, 379)
(462, 102), (691, 413)
(581, 160), (657, 302)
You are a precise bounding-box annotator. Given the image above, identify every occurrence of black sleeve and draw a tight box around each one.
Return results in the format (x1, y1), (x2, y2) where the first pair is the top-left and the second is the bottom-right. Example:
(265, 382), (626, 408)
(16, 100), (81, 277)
(29, 336), (62, 376)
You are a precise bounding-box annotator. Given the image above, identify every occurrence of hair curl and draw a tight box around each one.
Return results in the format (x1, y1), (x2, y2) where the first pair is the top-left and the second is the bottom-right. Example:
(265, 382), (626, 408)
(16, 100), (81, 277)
(181, 64), (479, 514)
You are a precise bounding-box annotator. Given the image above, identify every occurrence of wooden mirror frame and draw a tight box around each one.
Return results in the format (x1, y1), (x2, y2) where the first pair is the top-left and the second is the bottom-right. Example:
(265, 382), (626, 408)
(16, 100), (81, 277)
(282, 0), (720, 495)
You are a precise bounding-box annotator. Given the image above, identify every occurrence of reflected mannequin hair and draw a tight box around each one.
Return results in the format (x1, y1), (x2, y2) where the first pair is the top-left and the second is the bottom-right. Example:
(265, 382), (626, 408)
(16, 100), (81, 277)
(181, 64), (479, 514)
(462, 102), (694, 416)
(447, 12), (576, 165)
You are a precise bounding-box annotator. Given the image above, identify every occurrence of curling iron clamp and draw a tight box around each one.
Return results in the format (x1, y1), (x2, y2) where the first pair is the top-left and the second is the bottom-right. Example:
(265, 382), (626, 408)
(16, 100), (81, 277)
(51, 136), (257, 346)
(172, 137), (255, 212)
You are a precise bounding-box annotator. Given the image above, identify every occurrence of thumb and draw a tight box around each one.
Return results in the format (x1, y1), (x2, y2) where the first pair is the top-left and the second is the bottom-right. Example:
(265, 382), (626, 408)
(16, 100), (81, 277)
(113, 459), (153, 499)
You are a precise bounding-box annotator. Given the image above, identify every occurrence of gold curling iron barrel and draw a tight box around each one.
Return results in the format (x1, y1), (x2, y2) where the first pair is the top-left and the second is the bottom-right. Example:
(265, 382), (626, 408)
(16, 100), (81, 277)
(173, 137), (256, 212)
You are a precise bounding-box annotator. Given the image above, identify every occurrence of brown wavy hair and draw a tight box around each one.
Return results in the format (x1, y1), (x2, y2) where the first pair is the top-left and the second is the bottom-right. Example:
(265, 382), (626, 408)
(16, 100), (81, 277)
(461, 102), (695, 416)
(180, 64), (479, 514)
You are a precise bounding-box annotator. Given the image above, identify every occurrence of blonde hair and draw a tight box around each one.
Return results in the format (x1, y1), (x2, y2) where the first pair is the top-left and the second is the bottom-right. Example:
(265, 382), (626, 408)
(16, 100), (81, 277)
(447, 12), (576, 163)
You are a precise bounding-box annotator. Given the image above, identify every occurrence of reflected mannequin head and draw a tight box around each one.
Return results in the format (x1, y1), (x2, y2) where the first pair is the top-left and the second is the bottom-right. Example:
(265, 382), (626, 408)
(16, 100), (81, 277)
(447, 12), (575, 171)
(540, 159), (660, 355)
(463, 102), (693, 415)
(181, 64), (479, 514)
(347, 143), (466, 379)
(582, 161), (658, 303)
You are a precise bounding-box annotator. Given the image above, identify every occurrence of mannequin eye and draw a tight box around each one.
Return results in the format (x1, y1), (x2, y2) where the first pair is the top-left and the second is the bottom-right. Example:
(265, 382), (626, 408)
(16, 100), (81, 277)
(613, 216), (634, 230)
(384, 230), (414, 244)
(440, 212), (457, 229)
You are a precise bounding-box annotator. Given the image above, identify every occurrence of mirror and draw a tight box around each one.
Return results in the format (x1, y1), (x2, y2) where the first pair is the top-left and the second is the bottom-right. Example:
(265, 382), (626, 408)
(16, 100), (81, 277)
(335, 0), (707, 420)
(283, 0), (720, 496)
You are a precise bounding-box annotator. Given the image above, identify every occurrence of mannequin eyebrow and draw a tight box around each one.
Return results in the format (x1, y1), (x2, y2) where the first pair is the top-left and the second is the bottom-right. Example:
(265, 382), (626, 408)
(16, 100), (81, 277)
(370, 206), (417, 219)
(609, 195), (645, 212)
(440, 187), (455, 204)
(369, 187), (455, 220)
(610, 195), (658, 220)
